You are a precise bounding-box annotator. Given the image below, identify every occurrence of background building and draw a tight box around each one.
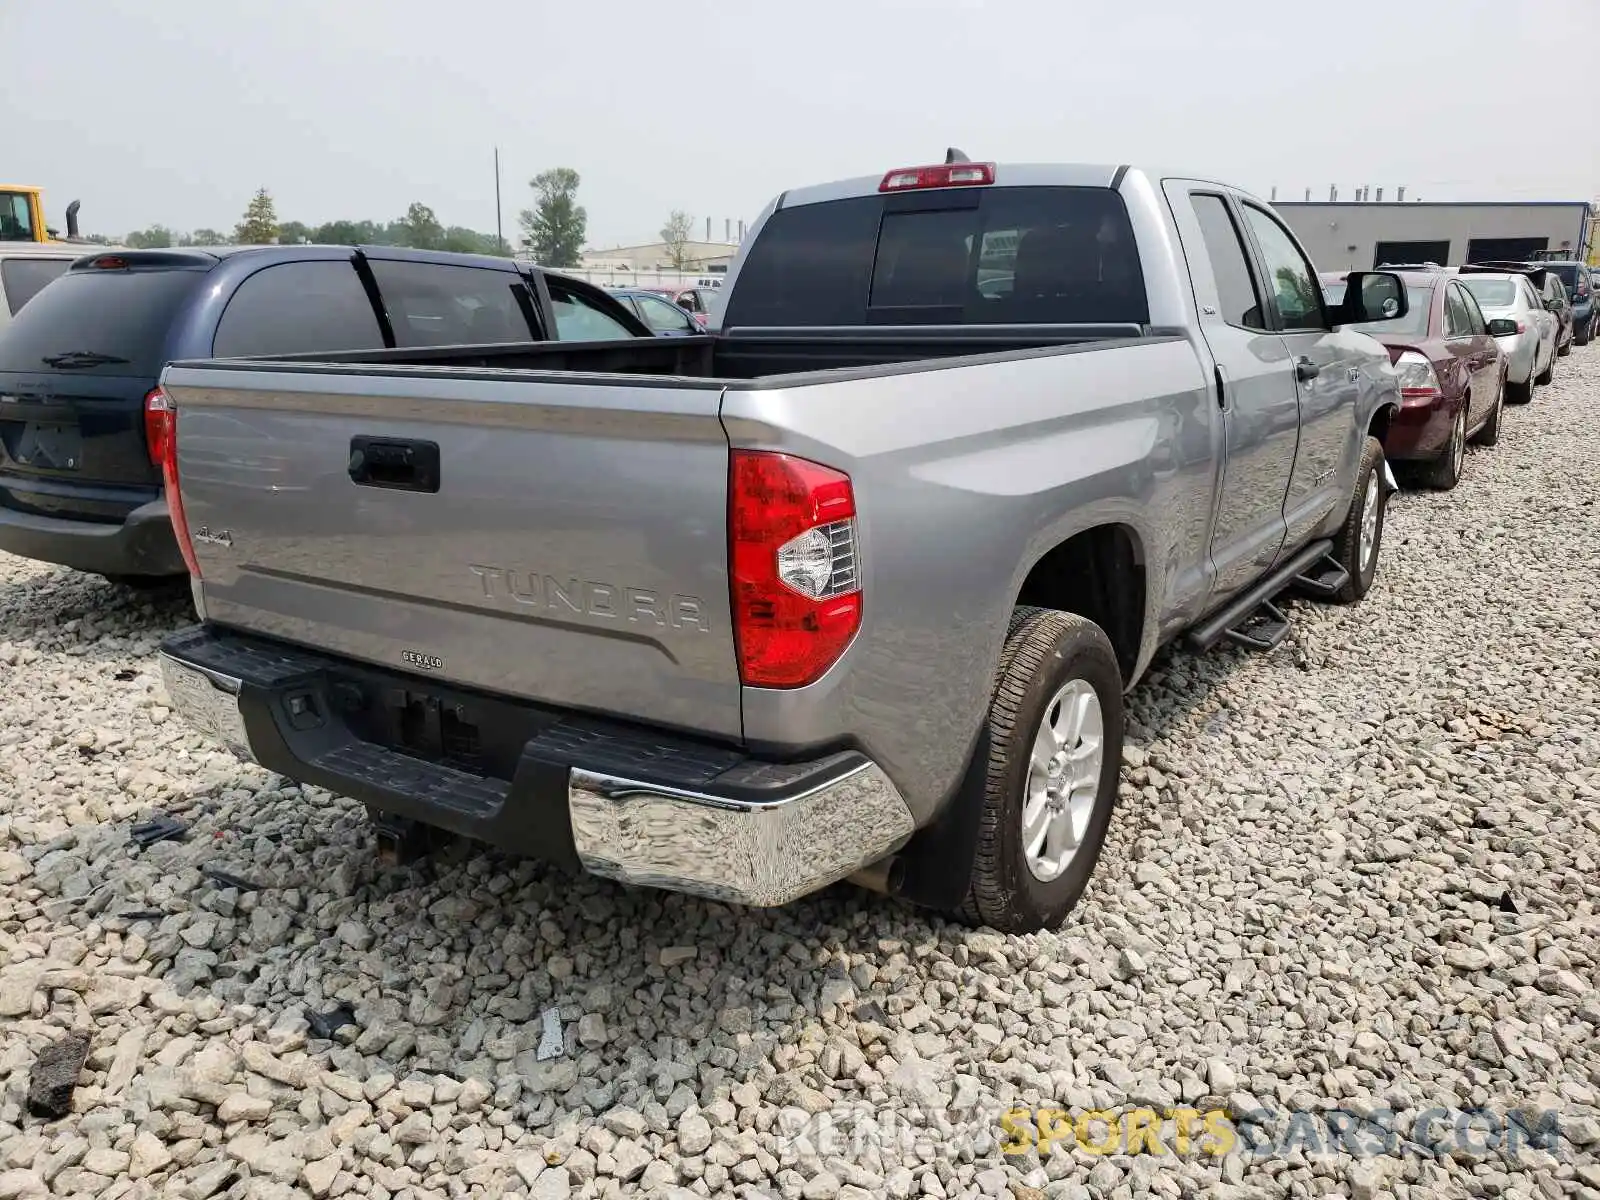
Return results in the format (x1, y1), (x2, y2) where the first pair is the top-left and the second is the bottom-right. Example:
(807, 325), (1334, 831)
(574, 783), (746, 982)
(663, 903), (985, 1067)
(578, 239), (738, 273)
(1273, 197), (1596, 270)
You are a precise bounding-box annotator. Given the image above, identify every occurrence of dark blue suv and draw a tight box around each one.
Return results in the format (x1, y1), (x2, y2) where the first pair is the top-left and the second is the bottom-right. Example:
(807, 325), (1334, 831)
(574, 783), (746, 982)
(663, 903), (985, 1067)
(1540, 260), (1594, 347)
(0, 245), (649, 581)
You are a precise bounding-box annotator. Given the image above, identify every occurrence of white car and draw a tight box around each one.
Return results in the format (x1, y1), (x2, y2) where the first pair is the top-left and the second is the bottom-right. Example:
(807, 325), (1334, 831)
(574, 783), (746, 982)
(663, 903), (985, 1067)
(0, 243), (84, 331)
(1458, 271), (1558, 402)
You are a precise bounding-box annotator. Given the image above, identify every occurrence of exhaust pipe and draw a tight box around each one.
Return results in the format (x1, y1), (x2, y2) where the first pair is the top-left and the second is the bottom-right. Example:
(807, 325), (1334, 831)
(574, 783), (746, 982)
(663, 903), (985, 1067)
(848, 855), (902, 895)
(65, 201), (81, 239)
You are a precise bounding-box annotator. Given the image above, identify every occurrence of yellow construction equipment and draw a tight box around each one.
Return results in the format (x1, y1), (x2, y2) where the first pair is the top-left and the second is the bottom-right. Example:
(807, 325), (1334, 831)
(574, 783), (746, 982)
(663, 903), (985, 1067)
(0, 185), (86, 244)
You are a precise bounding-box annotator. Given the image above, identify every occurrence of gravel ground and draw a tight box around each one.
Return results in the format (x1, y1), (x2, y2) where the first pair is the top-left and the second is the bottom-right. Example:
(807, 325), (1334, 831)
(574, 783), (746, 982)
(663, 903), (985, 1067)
(2, 348), (1599, 1200)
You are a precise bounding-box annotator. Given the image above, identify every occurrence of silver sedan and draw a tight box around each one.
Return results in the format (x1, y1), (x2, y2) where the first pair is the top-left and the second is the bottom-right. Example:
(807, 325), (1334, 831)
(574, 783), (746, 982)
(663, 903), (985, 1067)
(1459, 272), (1558, 400)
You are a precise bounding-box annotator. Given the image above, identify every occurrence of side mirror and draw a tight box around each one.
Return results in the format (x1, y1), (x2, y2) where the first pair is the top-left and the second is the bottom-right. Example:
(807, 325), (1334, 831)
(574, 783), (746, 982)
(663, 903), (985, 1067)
(1330, 271), (1408, 324)
(1487, 318), (1518, 337)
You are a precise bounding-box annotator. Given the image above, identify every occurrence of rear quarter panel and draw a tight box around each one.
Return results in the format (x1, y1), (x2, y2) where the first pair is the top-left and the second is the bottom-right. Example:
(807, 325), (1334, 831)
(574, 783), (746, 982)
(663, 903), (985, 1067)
(721, 337), (1215, 820)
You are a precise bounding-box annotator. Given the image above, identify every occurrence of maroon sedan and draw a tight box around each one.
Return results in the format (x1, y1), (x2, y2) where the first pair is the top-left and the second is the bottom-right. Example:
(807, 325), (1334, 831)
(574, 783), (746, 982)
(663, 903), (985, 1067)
(1320, 270), (1511, 490)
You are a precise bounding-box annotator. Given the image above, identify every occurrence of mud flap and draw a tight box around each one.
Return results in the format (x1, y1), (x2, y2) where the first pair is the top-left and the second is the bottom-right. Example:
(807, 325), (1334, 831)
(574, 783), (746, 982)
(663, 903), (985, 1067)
(885, 727), (991, 911)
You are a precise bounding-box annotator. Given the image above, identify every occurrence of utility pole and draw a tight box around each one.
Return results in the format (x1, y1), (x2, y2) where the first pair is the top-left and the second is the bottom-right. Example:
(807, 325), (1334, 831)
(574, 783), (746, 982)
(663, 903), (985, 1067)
(494, 147), (505, 255)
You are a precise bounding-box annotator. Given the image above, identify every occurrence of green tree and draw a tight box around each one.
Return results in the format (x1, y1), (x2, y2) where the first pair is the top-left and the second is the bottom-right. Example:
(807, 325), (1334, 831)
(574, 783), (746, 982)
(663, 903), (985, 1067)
(397, 202), (445, 249)
(124, 225), (174, 249)
(518, 168), (586, 267)
(182, 228), (230, 247)
(234, 187), (280, 244)
(276, 220), (311, 246)
(660, 210), (695, 269)
(441, 226), (504, 255)
(308, 219), (385, 245)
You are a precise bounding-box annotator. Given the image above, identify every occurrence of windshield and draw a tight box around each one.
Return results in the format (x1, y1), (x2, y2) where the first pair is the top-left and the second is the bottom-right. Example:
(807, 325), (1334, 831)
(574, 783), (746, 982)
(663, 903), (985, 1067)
(1549, 264), (1579, 290)
(1323, 281), (1433, 335)
(0, 193), (38, 243)
(0, 267), (205, 375)
(1355, 285), (1432, 335)
(1460, 278), (1519, 308)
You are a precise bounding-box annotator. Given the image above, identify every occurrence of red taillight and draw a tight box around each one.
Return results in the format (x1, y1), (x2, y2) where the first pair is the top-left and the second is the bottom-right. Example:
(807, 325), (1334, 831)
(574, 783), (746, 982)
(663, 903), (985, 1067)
(91, 255), (129, 270)
(1394, 350), (1442, 406)
(144, 387), (174, 468)
(879, 162), (996, 192)
(148, 387), (202, 578)
(730, 451), (861, 688)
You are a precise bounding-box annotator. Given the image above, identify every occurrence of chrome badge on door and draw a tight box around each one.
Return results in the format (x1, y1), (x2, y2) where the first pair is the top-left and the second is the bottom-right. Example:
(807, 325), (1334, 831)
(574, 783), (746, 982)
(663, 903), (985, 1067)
(401, 650), (445, 671)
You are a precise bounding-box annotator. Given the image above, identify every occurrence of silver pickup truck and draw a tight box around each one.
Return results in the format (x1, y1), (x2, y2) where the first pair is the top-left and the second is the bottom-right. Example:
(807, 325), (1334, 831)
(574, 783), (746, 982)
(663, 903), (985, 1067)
(156, 159), (1408, 933)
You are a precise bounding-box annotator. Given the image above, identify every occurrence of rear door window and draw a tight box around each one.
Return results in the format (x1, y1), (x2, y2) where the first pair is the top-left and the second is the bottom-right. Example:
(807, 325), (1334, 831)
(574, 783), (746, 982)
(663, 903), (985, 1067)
(1187, 194), (1266, 329)
(1, 258), (73, 315)
(213, 260), (385, 358)
(547, 283), (637, 340)
(1456, 285), (1488, 335)
(0, 266), (206, 374)
(1444, 286), (1472, 337)
(725, 186), (1149, 327)
(370, 260), (536, 347)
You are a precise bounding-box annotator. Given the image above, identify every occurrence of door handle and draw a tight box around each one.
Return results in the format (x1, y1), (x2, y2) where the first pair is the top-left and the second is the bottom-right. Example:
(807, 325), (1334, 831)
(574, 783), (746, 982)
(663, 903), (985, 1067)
(348, 436), (441, 493)
(1295, 357), (1320, 382)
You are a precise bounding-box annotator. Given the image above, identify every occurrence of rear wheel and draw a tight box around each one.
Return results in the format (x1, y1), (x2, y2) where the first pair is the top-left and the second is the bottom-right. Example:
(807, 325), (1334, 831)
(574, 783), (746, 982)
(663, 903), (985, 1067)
(1558, 329), (1572, 357)
(1328, 436), (1388, 604)
(954, 608), (1124, 934)
(1536, 346), (1555, 386)
(1507, 352), (1534, 403)
(1419, 403), (1467, 490)
(1470, 372), (1504, 447)
(1577, 317), (1592, 347)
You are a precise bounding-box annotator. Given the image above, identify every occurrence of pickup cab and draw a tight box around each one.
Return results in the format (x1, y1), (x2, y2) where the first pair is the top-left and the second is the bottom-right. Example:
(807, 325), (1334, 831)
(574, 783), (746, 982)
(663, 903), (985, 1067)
(156, 160), (1407, 933)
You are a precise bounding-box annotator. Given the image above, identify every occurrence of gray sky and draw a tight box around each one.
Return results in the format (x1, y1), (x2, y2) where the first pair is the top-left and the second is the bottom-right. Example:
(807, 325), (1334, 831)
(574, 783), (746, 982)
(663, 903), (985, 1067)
(5, 0), (1595, 248)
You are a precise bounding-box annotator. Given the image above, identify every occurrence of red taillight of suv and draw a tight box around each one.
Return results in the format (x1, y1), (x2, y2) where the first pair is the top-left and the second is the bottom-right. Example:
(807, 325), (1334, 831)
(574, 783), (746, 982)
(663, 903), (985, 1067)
(147, 387), (202, 578)
(730, 450), (861, 688)
(144, 387), (174, 468)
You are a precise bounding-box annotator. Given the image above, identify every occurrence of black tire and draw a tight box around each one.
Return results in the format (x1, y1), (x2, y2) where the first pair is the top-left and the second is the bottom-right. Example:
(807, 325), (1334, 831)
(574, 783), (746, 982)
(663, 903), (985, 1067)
(1469, 373), (1503, 447)
(1328, 435), (1388, 604)
(1558, 329), (1572, 357)
(1507, 363), (1533, 405)
(954, 607), (1124, 934)
(1418, 403), (1467, 490)
(1577, 319), (1592, 348)
(1535, 349), (1555, 386)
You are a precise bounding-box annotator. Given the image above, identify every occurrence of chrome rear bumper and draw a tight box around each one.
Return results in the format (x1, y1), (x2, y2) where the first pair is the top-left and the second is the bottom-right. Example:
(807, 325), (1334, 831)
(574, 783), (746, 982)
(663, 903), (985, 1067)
(159, 647), (913, 908)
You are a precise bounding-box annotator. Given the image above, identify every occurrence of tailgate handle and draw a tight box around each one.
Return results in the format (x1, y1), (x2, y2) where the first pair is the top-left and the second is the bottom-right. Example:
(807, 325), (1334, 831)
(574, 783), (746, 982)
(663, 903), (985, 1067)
(348, 437), (440, 493)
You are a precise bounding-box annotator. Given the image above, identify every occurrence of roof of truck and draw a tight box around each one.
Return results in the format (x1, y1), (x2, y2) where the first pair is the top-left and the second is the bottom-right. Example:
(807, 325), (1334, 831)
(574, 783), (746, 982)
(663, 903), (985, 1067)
(775, 162), (1129, 211)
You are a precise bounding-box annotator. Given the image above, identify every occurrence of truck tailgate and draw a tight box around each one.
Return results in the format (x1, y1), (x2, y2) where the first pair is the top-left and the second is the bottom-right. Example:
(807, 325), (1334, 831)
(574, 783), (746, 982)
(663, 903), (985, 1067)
(160, 364), (741, 739)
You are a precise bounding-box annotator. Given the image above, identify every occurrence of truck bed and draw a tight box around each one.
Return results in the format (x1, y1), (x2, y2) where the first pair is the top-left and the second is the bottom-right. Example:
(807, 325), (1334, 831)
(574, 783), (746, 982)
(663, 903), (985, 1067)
(251, 324), (1150, 383)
